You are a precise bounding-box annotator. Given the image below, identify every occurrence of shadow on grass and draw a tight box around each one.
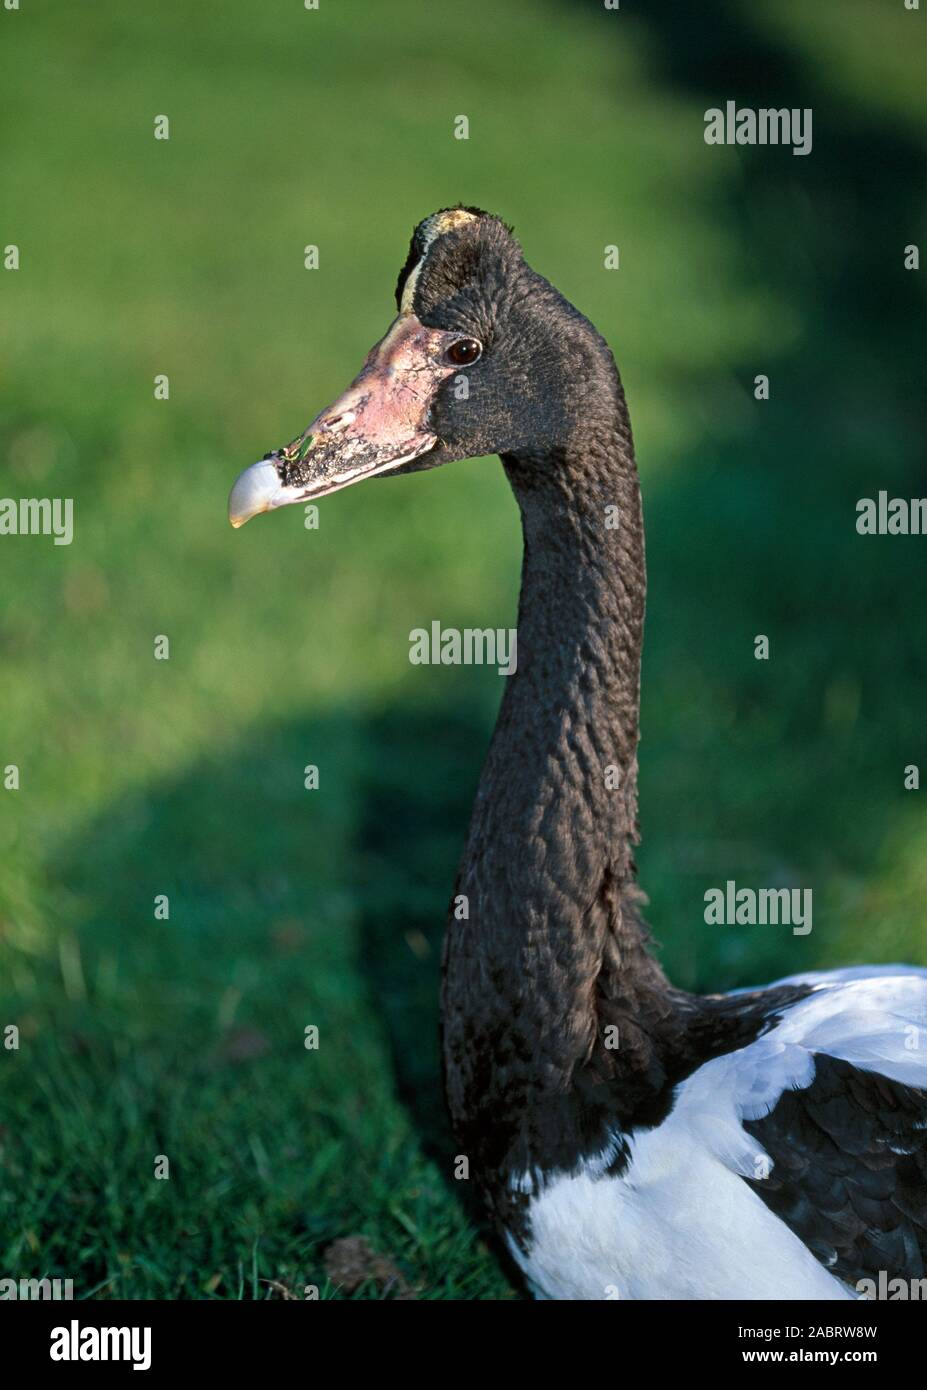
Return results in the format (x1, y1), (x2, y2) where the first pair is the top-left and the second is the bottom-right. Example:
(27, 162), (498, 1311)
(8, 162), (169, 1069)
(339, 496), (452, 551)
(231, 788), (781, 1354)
(36, 697), (521, 1294)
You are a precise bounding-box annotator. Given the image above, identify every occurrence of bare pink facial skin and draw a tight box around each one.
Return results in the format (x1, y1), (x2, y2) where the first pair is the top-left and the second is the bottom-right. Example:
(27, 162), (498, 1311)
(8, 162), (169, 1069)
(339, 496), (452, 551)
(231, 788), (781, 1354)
(229, 314), (462, 527)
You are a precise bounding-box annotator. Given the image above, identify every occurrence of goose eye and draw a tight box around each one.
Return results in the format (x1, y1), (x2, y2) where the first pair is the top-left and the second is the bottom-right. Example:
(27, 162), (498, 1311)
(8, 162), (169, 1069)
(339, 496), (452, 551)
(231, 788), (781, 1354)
(445, 338), (482, 367)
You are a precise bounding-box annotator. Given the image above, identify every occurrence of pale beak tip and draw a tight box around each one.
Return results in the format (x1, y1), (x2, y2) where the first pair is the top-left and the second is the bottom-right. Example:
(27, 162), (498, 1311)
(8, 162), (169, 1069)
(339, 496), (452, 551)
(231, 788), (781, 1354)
(228, 459), (280, 530)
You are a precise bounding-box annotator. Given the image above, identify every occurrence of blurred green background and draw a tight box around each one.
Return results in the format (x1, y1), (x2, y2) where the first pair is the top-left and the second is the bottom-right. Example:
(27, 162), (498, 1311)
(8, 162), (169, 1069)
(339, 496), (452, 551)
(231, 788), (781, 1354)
(1, 0), (925, 1299)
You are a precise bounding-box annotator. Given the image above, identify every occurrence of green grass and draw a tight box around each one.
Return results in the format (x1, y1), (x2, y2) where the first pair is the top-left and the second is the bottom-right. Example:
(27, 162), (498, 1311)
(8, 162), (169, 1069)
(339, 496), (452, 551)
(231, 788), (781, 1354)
(1, 0), (925, 1298)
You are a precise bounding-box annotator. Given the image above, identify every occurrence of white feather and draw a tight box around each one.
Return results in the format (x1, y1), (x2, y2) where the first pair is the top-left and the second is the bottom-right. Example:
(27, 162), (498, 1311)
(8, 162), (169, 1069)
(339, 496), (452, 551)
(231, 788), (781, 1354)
(512, 967), (927, 1300)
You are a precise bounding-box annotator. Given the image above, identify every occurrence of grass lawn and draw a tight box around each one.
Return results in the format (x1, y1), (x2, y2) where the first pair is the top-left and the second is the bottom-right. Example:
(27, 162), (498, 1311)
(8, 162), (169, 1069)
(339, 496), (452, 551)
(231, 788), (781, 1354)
(1, 0), (925, 1297)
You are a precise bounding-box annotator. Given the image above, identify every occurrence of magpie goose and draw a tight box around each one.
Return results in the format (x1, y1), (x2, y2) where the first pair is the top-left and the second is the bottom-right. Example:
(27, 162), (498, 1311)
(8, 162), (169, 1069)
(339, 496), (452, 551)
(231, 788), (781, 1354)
(229, 208), (927, 1300)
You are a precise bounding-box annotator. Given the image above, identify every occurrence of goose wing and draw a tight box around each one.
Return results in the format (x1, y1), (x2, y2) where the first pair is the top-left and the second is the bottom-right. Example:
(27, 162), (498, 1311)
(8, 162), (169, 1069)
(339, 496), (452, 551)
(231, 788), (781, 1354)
(745, 1051), (927, 1288)
(676, 968), (927, 1291)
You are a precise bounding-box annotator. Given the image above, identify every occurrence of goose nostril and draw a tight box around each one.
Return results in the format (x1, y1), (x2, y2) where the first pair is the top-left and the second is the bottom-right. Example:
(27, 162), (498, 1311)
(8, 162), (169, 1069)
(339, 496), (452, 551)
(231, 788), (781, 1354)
(322, 410), (356, 433)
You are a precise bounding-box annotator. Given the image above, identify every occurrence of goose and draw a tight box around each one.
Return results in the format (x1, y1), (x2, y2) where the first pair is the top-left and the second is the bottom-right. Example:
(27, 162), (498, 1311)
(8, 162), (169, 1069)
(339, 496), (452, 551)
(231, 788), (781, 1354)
(228, 207), (927, 1301)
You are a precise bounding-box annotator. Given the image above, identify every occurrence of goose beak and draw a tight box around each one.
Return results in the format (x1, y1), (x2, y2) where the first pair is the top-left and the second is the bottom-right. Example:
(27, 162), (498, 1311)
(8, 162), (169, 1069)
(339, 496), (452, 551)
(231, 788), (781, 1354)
(229, 314), (459, 528)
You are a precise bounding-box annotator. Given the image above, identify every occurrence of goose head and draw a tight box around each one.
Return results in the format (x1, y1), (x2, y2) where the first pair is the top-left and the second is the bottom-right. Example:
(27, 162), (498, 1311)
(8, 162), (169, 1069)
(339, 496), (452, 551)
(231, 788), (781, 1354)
(228, 206), (611, 526)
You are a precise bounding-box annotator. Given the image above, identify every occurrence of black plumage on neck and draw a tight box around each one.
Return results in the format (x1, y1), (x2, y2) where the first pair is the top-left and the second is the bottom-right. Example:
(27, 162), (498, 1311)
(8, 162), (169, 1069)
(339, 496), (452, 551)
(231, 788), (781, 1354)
(439, 348), (806, 1245)
(440, 364), (675, 1211)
